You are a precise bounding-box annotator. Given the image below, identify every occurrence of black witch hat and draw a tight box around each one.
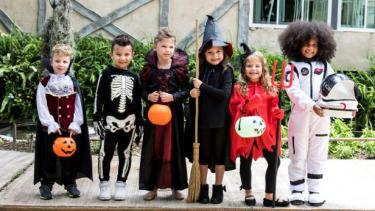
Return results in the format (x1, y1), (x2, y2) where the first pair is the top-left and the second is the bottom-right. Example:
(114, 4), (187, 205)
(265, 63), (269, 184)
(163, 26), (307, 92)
(199, 15), (233, 58)
(239, 43), (255, 73)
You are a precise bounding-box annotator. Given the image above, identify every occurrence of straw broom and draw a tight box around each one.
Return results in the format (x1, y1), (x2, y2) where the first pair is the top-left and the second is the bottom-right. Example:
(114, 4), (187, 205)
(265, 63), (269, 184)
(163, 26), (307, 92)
(186, 19), (201, 203)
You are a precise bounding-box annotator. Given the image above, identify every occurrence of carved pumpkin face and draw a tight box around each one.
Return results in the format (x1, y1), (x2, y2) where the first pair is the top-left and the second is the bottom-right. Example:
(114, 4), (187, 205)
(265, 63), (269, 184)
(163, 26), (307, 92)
(147, 104), (172, 125)
(53, 137), (76, 157)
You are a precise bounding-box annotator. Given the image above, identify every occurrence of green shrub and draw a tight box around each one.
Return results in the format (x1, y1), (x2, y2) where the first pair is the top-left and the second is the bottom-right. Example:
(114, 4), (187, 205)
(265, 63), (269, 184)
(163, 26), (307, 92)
(329, 119), (361, 159)
(0, 31), (43, 122)
(361, 128), (375, 158)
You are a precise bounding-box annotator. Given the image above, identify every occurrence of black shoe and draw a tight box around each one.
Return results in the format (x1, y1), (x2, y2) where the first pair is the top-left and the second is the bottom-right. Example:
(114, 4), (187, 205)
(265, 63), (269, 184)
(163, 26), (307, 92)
(65, 184), (80, 198)
(245, 195), (256, 206)
(210, 184), (226, 204)
(39, 185), (52, 200)
(263, 198), (290, 207)
(198, 184), (209, 204)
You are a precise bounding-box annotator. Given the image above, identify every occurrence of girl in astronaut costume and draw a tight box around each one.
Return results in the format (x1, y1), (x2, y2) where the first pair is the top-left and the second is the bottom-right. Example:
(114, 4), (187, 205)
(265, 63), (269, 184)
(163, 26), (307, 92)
(278, 21), (336, 206)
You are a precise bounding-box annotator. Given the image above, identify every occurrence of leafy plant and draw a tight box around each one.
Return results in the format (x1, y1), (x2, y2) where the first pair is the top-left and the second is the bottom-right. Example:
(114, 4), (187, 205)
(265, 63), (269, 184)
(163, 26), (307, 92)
(336, 67), (375, 131)
(329, 119), (362, 159)
(360, 128), (375, 159)
(0, 31), (42, 122)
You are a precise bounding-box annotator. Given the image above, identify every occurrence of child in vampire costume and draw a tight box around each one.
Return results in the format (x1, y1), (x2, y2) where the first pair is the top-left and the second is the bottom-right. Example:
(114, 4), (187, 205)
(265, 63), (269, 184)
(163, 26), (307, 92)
(34, 44), (92, 200)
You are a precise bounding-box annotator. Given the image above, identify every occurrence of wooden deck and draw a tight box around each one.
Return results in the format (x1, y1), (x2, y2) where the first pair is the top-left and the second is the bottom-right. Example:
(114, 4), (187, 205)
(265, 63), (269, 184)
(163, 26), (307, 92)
(0, 149), (375, 211)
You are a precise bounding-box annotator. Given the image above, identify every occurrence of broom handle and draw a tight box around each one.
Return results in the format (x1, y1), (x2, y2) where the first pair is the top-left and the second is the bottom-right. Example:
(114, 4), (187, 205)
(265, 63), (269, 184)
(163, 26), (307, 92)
(194, 19), (199, 144)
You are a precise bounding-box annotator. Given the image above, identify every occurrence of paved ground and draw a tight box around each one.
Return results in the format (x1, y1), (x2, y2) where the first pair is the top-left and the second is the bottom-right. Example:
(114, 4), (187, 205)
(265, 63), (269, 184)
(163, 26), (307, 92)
(0, 149), (375, 210)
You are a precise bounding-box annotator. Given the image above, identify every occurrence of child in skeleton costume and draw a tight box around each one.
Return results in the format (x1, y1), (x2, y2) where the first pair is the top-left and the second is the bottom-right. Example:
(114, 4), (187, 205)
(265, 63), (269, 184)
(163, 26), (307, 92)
(278, 21), (336, 206)
(229, 44), (289, 207)
(93, 35), (143, 201)
(139, 28), (188, 201)
(187, 15), (235, 204)
(34, 44), (92, 200)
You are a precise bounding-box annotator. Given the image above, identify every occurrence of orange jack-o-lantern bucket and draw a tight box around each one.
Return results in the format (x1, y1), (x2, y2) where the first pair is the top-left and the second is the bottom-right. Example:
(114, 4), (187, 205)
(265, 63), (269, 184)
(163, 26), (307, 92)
(53, 137), (77, 157)
(147, 104), (172, 125)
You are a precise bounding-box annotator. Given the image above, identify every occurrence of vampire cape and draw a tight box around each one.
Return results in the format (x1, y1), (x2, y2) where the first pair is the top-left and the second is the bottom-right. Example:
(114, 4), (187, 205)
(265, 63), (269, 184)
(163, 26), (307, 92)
(34, 75), (92, 185)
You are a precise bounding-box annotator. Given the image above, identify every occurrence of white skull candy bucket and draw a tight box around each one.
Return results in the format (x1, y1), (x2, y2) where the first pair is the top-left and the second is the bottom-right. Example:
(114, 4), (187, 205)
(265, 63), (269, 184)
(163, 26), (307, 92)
(235, 116), (266, 138)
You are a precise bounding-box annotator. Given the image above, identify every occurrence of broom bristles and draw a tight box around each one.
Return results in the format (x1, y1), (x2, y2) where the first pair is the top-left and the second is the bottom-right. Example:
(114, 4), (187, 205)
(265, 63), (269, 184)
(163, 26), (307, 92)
(186, 160), (201, 202)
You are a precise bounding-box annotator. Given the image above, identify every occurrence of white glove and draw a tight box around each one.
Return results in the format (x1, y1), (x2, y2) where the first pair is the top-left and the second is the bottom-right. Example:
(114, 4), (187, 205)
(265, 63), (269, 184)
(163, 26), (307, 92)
(93, 121), (106, 139)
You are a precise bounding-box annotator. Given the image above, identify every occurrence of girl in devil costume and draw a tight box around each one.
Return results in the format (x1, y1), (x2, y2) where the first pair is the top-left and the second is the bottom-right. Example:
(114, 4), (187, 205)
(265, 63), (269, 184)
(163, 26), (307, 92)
(139, 28), (189, 201)
(229, 44), (289, 207)
(34, 44), (92, 200)
(278, 21), (336, 206)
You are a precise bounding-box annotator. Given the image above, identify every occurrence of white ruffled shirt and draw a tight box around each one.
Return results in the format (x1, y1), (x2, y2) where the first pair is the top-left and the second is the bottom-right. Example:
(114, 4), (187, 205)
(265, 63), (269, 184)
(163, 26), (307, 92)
(36, 74), (83, 134)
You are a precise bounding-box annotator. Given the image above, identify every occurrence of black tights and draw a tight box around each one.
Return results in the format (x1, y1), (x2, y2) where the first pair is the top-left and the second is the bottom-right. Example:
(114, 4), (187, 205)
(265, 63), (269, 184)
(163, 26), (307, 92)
(240, 147), (280, 193)
(98, 129), (134, 182)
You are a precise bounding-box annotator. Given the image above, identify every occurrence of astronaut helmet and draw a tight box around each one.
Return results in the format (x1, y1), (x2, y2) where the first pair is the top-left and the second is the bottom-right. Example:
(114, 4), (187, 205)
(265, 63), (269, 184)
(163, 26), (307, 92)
(317, 73), (359, 118)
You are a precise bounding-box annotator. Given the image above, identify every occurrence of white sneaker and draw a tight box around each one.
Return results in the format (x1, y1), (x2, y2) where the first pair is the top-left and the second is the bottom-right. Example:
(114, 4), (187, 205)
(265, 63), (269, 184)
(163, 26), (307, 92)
(308, 192), (325, 207)
(114, 181), (126, 201)
(289, 191), (304, 205)
(98, 181), (111, 201)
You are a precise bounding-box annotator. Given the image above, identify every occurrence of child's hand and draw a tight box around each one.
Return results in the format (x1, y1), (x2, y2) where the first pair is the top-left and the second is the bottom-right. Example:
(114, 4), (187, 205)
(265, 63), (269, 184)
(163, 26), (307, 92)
(159, 91), (174, 103)
(69, 129), (78, 136)
(190, 88), (200, 98)
(272, 108), (284, 120)
(313, 104), (324, 117)
(93, 121), (106, 139)
(192, 78), (202, 88)
(148, 91), (160, 102)
(54, 128), (62, 135)
(244, 94), (262, 111)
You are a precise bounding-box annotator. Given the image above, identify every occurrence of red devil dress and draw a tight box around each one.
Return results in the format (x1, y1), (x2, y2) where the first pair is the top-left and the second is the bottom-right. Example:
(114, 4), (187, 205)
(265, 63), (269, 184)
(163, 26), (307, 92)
(229, 82), (281, 162)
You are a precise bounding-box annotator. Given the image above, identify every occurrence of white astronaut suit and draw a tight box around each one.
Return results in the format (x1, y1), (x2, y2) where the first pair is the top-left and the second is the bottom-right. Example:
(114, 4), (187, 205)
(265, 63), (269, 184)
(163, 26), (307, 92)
(285, 60), (334, 206)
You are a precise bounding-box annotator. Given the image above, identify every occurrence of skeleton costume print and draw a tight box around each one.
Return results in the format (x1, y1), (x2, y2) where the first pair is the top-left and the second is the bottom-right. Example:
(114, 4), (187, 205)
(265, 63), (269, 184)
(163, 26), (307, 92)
(93, 65), (142, 182)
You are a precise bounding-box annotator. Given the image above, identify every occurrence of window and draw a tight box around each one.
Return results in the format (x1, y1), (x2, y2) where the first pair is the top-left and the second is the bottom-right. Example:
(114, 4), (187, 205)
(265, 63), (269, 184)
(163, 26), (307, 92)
(339, 0), (375, 29)
(251, 0), (331, 27)
(249, 0), (375, 31)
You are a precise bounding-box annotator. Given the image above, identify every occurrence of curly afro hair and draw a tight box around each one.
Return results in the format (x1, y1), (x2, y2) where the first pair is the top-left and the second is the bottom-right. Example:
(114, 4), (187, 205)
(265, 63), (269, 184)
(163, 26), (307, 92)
(278, 21), (336, 62)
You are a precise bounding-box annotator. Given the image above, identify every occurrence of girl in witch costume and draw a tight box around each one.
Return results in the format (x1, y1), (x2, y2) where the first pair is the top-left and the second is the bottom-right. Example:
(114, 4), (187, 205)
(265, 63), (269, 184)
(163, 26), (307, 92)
(278, 21), (336, 206)
(139, 28), (189, 201)
(187, 15), (235, 204)
(229, 44), (289, 207)
(34, 44), (92, 200)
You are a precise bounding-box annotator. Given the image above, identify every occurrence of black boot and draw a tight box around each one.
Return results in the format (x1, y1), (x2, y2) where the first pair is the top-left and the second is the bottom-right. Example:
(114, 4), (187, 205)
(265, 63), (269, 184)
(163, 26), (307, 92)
(198, 184), (209, 204)
(211, 184), (226, 204)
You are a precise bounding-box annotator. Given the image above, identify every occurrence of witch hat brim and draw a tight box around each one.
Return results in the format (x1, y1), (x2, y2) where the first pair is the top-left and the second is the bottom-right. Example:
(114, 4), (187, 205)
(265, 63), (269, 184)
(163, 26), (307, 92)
(199, 15), (233, 58)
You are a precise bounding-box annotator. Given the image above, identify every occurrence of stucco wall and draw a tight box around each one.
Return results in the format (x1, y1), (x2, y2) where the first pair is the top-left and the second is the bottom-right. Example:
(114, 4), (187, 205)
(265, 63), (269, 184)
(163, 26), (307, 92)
(0, 0), (39, 32)
(0, 0), (374, 70)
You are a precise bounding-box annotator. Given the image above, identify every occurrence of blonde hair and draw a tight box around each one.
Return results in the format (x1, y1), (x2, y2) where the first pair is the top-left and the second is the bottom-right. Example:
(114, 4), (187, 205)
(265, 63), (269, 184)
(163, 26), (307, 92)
(154, 27), (176, 45)
(50, 44), (73, 58)
(238, 51), (275, 95)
